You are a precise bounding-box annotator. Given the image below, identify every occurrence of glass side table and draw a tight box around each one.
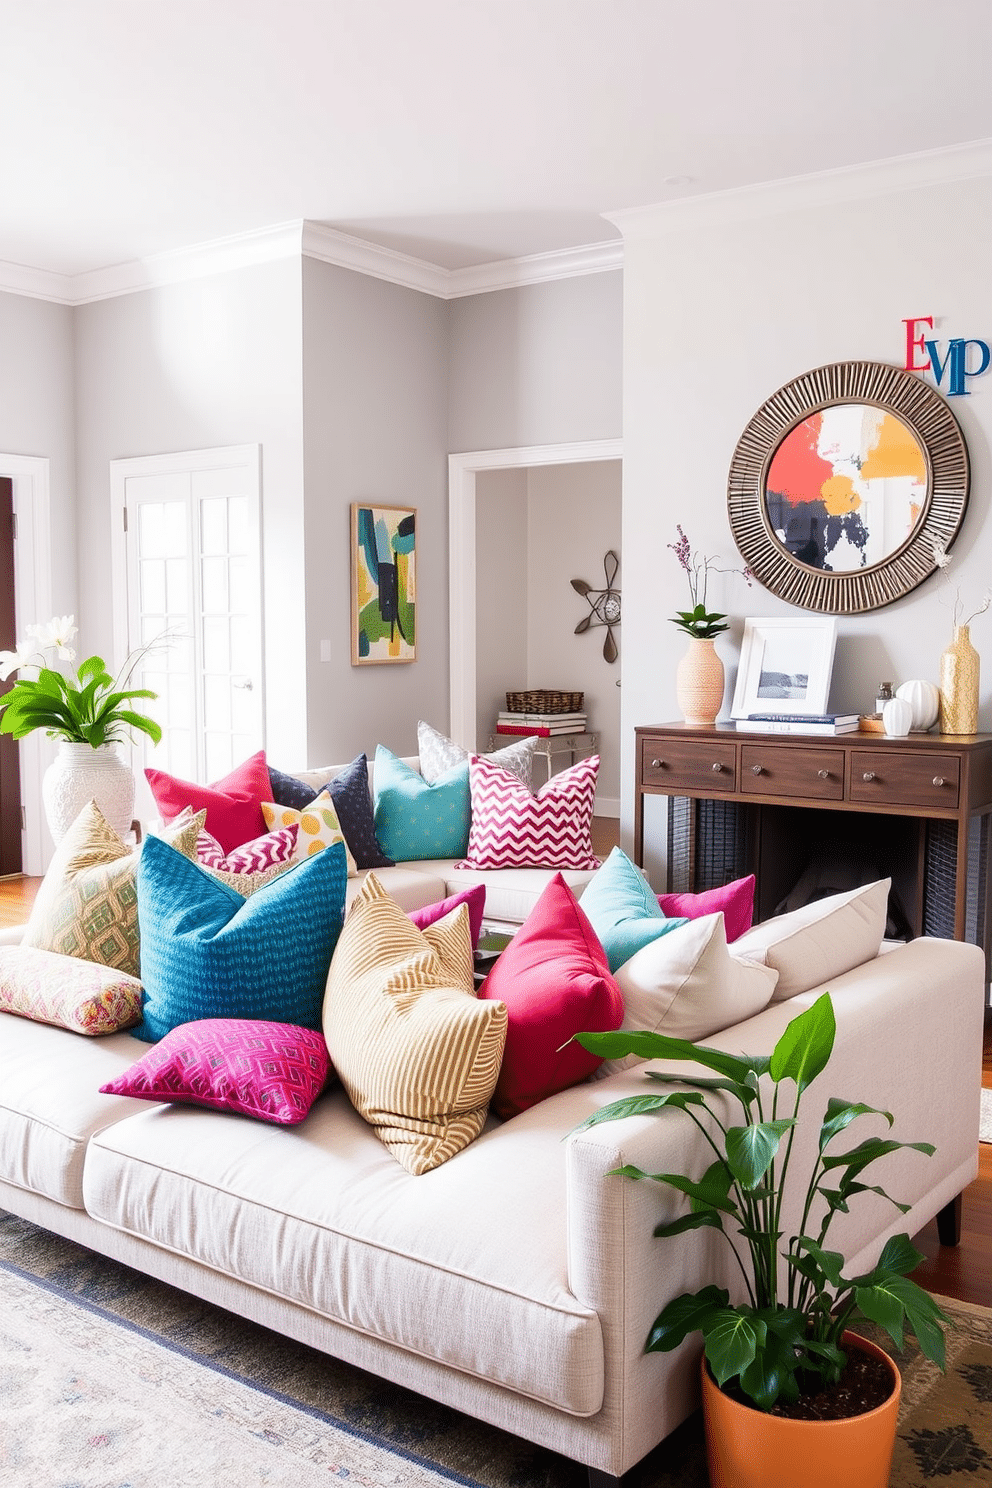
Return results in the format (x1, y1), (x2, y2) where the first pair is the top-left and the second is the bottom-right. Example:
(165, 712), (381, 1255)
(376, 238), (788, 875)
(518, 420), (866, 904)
(487, 732), (599, 783)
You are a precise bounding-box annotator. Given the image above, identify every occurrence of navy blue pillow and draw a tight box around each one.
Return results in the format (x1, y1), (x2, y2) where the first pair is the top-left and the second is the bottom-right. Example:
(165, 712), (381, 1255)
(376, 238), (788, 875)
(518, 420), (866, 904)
(268, 766), (318, 812)
(326, 754), (394, 869)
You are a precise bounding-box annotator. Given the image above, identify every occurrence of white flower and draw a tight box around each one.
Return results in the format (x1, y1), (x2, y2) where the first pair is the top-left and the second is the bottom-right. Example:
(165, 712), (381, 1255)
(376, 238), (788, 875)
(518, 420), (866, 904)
(0, 649), (26, 682)
(931, 540), (952, 570)
(26, 614), (77, 661)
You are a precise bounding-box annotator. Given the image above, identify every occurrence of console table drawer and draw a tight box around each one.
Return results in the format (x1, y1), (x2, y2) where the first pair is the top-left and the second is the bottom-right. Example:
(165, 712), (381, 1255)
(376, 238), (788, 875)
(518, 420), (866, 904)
(849, 751), (960, 809)
(740, 744), (844, 800)
(640, 737), (737, 792)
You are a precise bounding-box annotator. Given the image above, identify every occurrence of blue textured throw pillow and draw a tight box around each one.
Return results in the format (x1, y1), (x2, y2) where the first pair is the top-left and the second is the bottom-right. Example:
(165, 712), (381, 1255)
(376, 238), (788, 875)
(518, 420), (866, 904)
(327, 754), (394, 869)
(579, 846), (688, 973)
(268, 765), (318, 812)
(373, 745), (471, 862)
(135, 834), (348, 1042)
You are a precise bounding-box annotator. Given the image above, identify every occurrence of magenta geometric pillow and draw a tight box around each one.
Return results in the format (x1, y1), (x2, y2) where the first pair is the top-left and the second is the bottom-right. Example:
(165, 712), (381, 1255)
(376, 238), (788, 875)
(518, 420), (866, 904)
(99, 1017), (330, 1125)
(457, 753), (601, 871)
(195, 824), (299, 875)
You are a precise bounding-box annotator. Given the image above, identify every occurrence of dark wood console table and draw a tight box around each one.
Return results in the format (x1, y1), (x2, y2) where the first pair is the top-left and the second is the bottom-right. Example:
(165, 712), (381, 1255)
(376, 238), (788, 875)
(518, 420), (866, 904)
(634, 723), (992, 971)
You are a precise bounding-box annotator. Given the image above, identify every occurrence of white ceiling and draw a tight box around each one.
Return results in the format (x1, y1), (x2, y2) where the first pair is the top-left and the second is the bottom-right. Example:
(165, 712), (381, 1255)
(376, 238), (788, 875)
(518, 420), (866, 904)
(4, 0), (992, 281)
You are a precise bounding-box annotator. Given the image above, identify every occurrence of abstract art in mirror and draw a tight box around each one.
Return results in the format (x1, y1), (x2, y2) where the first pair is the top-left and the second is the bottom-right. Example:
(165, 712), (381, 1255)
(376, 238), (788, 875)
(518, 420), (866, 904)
(731, 616), (837, 720)
(351, 504), (417, 665)
(727, 362), (969, 613)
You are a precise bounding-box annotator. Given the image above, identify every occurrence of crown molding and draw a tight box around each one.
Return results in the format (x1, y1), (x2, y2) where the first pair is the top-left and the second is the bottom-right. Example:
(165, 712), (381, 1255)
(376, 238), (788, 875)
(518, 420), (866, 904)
(607, 136), (992, 238)
(302, 223), (622, 298)
(0, 258), (75, 304)
(444, 239), (622, 298)
(0, 221), (623, 307)
(71, 221), (305, 303)
(301, 222), (451, 296)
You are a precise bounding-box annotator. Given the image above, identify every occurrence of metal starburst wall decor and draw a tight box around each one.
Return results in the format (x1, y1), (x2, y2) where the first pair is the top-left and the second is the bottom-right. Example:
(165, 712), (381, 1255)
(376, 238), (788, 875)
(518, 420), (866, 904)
(571, 550), (621, 663)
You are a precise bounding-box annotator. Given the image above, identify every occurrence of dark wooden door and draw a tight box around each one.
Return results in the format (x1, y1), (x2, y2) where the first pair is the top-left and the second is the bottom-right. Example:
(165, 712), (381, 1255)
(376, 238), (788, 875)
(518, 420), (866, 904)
(0, 477), (22, 874)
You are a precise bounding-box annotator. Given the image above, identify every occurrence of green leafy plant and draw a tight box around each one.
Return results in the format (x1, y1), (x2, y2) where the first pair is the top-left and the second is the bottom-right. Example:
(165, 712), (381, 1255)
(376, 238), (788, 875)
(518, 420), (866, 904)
(0, 615), (163, 748)
(668, 524), (752, 638)
(572, 993), (948, 1411)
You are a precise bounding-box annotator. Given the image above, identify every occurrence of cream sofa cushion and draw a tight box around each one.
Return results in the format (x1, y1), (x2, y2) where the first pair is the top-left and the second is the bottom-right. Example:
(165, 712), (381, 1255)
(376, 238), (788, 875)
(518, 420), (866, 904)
(730, 879), (890, 1001)
(323, 873), (507, 1174)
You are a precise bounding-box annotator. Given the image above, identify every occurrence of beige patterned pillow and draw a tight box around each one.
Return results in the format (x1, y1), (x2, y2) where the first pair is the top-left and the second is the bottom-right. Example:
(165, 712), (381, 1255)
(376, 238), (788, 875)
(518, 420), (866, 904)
(323, 872), (507, 1175)
(0, 944), (143, 1035)
(261, 798), (357, 876)
(22, 802), (201, 976)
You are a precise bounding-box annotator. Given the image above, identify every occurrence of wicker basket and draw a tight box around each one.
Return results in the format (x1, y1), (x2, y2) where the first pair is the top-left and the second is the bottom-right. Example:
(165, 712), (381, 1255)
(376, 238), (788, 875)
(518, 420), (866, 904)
(505, 689), (584, 714)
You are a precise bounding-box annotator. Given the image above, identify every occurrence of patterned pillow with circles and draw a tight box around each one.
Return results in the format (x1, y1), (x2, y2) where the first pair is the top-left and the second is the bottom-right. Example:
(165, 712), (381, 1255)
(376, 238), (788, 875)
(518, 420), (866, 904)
(261, 797), (358, 876)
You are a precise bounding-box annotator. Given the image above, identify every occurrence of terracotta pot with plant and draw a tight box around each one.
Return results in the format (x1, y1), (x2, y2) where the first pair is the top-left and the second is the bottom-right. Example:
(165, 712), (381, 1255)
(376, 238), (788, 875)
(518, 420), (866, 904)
(573, 992), (948, 1488)
(667, 525), (750, 727)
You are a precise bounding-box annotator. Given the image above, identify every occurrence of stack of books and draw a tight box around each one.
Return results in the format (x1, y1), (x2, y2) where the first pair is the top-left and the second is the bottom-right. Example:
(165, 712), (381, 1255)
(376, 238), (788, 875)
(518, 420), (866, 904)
(496, 710), (587, 737)
(734, 713), (860, 736)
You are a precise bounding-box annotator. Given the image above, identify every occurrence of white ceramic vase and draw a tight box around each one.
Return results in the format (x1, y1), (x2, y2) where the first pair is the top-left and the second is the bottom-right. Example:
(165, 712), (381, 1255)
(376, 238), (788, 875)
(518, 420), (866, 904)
(42, 742), (135, 845)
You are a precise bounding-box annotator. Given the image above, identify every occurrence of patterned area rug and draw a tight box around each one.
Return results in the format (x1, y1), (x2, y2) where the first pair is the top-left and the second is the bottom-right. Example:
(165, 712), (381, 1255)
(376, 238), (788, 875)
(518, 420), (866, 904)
(1, 1208), (990, 1488)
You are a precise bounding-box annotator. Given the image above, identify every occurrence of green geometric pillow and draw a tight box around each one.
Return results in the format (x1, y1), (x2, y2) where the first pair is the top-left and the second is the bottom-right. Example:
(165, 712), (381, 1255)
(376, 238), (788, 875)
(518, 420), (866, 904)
(21, 803), (202, 978)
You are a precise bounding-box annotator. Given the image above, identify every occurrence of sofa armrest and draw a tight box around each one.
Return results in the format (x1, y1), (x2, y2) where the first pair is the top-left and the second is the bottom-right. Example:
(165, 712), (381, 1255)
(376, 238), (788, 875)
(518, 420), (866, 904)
(0, 926), (25, 946)
(561, 936), (985, 1457)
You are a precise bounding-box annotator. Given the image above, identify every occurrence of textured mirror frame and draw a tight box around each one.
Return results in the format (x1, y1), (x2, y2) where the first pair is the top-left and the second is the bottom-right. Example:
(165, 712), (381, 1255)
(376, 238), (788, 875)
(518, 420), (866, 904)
(727, 361), (970, 613)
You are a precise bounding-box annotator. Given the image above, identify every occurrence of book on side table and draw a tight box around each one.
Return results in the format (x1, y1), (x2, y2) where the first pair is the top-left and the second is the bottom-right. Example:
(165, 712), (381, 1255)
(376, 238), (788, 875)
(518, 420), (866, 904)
(734, 713), (860, 736)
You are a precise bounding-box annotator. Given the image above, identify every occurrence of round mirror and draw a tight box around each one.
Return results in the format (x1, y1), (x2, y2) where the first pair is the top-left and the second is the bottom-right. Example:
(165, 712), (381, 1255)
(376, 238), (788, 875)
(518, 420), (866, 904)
(728, 362), (969, 613)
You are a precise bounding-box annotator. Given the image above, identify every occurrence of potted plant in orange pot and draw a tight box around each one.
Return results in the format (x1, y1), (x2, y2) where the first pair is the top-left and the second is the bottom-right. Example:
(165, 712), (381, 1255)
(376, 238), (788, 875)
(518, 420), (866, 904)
(573, 993), (948, 1488)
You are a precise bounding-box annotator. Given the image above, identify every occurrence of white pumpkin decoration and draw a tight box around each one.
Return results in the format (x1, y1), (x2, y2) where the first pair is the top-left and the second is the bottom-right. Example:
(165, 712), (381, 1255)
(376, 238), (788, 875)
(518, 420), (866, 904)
(895, 679), (940, 732)
(883, 696), (914, 737)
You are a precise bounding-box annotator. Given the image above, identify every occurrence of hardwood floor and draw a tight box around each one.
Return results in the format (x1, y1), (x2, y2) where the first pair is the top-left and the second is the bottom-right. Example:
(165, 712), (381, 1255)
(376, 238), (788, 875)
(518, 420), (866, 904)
(1, 862), (990, 1308)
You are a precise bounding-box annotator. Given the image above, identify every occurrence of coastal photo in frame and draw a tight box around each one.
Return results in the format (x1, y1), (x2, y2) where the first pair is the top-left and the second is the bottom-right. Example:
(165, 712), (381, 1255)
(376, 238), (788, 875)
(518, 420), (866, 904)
(731, 616), (837, 719)
(351, 504), (417, 665)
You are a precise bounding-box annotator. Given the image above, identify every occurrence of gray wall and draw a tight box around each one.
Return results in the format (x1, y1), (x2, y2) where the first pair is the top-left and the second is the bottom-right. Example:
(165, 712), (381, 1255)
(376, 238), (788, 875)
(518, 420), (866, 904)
(72, 258), (307, 765)
(301, 257), (450, 765)
(0, 290), (77, 611)
(448, 271), (623, 451)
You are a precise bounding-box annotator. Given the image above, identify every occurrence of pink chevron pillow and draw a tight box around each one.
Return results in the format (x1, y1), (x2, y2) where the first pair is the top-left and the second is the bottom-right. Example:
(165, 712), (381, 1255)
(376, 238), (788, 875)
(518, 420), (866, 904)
(457, 753), (600, 871)
(100, 1017), (330, 1124)
(196, 823), (299, 875)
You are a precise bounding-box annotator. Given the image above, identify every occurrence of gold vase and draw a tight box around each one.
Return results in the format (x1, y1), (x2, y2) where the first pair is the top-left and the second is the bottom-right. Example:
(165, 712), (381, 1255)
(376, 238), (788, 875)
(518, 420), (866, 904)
(676, 636), (725, 726)
(939, 624), (980, 735)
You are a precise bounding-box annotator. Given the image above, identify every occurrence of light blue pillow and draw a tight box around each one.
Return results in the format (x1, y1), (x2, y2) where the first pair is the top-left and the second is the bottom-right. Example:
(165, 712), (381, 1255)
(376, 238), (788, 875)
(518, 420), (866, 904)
(372, 745), (471, 861)
(135, 834), (348, 1042)
(579, 846), (688, 973)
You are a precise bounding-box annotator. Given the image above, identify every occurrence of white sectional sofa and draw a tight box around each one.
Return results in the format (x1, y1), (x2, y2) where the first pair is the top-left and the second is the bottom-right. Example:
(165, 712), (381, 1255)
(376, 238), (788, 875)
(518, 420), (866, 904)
(0, 928), (984, 1485)
(289, 757), (600, 929)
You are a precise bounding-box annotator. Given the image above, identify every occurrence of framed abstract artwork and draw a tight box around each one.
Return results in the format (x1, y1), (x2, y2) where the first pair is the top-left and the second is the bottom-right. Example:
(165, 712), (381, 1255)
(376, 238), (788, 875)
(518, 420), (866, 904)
(351, 504), (417, 665)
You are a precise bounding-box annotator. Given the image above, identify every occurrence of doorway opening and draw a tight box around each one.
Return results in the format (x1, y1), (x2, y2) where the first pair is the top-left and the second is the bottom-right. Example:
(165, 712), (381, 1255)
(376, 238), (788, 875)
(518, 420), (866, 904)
(448, 439), (622, 815)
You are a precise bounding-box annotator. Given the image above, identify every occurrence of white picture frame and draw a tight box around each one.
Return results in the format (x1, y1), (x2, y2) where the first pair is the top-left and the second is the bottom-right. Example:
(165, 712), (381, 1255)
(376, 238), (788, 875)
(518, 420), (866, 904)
(731, 617), (838, 719)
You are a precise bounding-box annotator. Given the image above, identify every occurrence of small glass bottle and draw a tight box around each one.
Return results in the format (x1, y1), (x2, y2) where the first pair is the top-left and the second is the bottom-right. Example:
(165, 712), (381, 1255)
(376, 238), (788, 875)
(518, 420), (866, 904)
(875, 681), (894, 715)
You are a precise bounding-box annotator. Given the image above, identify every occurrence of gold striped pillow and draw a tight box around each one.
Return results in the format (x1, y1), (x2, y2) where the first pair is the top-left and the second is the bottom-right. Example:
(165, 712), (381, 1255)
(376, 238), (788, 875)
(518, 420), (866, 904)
(323, 872), (507, 1175)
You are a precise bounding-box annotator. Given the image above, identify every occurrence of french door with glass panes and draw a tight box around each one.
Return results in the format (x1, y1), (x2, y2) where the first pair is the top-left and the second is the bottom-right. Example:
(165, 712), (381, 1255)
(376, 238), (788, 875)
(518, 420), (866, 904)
(111, 446), (263, 787)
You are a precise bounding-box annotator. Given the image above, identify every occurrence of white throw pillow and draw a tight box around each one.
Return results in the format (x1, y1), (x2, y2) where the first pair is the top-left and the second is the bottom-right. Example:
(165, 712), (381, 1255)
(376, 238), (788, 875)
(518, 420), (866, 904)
(417, 720), (537, 788)
(597, 913), (778, 1075)
(729, 879), (890, 1002)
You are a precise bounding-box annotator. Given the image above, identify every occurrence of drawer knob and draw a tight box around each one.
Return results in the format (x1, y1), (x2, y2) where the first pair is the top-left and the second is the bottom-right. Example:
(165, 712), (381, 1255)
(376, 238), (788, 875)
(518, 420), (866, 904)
(651, 758), (664, 769)
(933, 775), (946, 787)
(712, 761), (723, 773)
(752, 764), (763, 776)
(863, 771), (876, 782)
(818, 769), (830, 780)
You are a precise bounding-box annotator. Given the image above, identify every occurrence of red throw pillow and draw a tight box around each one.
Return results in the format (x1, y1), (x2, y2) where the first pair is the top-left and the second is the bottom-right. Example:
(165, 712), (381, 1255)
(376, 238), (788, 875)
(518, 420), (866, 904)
(145, 751), (271, 853)
(657, 874), (756, 945)
(478, 874), (623, 1118)
(408, 884), (486, 950)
